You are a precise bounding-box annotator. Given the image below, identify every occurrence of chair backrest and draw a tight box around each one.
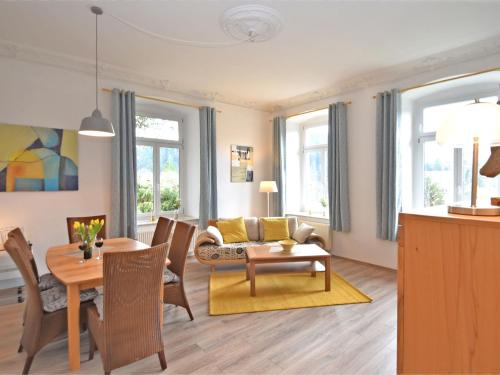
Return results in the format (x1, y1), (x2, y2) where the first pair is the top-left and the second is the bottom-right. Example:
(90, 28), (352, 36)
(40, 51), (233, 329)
(102, 243), (168, 370)
(4, 229), (44, 351)
(168, 221), (196, 278)
(151, 217), (174, 246)
(66, 215), (106, 244)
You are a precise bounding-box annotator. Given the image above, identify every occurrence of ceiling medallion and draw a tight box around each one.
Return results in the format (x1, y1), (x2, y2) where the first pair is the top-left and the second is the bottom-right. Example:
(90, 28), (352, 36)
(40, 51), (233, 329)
(221, 4), (283, 43)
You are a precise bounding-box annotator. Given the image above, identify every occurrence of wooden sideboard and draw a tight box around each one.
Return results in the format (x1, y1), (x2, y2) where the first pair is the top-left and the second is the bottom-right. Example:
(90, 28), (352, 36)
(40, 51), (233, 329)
(398, 209), (500, 374)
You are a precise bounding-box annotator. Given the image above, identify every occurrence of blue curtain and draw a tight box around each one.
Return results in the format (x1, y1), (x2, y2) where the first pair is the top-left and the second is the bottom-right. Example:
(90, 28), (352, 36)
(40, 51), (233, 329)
(376, 89), (401, 241)
(199, 107), (218, 229)
(272, 117), (286, 217)
(110, 89), (137, 239)
(328, 102), (350, 232)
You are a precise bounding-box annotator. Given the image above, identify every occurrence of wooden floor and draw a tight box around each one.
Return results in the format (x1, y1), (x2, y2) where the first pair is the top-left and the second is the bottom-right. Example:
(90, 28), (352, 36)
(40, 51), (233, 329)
(0, 256), (397, 374)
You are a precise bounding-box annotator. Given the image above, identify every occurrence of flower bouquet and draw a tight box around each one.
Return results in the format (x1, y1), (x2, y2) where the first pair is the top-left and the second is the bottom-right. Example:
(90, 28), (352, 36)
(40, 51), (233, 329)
(73, 219), (105, 261)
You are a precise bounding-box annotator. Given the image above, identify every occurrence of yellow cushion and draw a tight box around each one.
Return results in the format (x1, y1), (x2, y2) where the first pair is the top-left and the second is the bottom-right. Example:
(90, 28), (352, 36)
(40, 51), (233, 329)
(217, 217), (249, 243)
(261, 218), (290, 241)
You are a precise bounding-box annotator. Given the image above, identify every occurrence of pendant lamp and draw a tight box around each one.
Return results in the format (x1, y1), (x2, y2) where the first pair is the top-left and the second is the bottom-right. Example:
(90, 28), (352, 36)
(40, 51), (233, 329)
(79, 6), (114, 137)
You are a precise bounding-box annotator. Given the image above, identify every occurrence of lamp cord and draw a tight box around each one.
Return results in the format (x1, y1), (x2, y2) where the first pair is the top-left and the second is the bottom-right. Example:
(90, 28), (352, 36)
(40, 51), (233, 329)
(95, 11), (98, 110)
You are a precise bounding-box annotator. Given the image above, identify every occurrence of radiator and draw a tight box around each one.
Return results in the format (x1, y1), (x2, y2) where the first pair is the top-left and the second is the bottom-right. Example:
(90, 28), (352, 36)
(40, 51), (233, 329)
(136, 221), (200, 254)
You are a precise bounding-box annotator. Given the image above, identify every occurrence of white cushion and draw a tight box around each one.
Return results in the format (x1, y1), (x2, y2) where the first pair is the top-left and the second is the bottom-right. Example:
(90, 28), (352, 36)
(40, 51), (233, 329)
(258, 217), (298, 241)
(163, 268), (180, 284)
(38, 273), (62, 291)
(293, 223), (315, 244)
(94, 293), (104, 320)
(244, 217), (259, 241)
(207, 226), (223, 245)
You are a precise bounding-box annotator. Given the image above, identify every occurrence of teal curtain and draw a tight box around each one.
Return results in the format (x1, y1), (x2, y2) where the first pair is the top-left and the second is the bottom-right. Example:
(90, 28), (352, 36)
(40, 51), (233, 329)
(272, 117), (286, 217)
(199, 107), (218, 229)
(376, 89), (401, 241)
(110, 89), (137, 239)
(328, 102), (350, 232)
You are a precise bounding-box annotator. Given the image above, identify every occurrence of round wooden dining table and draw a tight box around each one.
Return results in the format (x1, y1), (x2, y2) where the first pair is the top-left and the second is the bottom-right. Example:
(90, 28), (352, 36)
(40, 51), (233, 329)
(46, 237), (170, 371)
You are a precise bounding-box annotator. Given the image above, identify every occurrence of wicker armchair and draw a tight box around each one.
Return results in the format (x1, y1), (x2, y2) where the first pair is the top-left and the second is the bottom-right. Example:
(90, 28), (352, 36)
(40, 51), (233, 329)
(66, 215), (106, 244)
(87, 244), (169, 374)
(4, 228), (94, 374)
(163, 221), (196, 320)
(151, 216), (174, 246)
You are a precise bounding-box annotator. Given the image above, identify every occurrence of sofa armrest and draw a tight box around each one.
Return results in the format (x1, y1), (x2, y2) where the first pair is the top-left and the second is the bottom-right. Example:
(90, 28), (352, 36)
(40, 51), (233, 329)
(305, 233), (327, 249)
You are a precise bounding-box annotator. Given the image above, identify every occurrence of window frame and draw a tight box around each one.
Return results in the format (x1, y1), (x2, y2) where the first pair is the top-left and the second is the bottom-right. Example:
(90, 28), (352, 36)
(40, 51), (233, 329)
(411, 87), (499, 209)
(300, 122), (329, 214)
(135, 112), (185, 222)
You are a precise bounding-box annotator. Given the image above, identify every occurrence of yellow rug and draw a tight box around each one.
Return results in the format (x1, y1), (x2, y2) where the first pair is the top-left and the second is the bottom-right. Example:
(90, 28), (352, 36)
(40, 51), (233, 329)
(209, 271), (372, 315)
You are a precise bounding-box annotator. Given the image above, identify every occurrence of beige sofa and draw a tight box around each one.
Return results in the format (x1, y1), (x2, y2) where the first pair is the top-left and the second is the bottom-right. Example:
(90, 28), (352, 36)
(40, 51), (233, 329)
(194, 216), (327, 267)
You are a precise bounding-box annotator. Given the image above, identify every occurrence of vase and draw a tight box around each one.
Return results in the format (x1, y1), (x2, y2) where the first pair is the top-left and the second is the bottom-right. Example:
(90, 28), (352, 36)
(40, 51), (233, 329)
(83, 247), (93, 260)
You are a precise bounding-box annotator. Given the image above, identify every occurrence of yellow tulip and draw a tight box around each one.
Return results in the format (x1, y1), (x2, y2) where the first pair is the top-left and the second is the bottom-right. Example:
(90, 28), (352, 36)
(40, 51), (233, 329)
(100, 219), (104, 226)
(73, 222), (80, 230)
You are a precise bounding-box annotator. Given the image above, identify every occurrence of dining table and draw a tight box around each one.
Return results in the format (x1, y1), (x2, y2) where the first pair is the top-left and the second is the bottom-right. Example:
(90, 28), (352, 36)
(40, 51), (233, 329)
(46, 237), (170, 371)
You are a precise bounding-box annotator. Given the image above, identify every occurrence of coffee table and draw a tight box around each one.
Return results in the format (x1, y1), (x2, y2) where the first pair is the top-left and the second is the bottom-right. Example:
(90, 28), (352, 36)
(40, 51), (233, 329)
(245, 243), (332, 297)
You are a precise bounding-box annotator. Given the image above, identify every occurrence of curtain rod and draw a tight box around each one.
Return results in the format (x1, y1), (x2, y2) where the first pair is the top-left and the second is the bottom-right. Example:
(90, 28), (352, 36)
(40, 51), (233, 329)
(284, 101), (352, 120)
(101, 88), (222, 113)
(372, 66), (500, 98)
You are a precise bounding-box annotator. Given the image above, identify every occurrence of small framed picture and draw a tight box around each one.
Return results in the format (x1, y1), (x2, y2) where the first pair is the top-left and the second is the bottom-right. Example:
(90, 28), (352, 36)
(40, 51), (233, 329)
(231, 145), (254, 182)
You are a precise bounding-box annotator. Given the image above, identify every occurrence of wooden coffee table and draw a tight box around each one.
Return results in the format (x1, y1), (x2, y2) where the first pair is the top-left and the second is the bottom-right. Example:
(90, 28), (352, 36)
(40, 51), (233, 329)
(245, 244), (332, 297)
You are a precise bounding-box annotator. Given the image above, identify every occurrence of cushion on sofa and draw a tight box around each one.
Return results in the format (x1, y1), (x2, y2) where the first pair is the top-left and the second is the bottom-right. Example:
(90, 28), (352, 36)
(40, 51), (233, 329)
(207, 226), (223, 245)
(197, 241), (265, 261)
(293, 223), (315, 244)
(260, 218), (290, 241)
(259, 217), (298, 241)
(217, 217), (249, 243)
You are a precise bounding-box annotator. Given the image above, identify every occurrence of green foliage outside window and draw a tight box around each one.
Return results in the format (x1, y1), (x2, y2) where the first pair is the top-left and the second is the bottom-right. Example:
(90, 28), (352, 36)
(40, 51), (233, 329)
(424, 176), (445, 207)
(137, 184), (180, 213)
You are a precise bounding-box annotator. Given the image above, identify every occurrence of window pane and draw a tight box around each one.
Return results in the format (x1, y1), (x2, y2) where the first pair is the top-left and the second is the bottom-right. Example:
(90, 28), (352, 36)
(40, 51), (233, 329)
(423, 141), (454, 207)
(422, 100), (472, 133)
(304, 125), (328, 147)
(303, 150), (328, 214)
(160, 147), (180, 212)
(136, 115), (179, 141)
(136, 145), (154, 214)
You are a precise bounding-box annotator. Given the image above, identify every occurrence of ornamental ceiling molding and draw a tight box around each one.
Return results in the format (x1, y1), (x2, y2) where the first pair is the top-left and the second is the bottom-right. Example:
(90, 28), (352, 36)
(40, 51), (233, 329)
(270, 35), (500, 112)
(0, 39), (267, 111)
(1, 35), (500, 113)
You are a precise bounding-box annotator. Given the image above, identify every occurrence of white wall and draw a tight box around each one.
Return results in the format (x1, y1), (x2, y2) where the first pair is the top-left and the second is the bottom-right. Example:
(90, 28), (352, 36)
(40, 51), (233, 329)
(274, 53), (500, 270)
(0, 57), (271, 275)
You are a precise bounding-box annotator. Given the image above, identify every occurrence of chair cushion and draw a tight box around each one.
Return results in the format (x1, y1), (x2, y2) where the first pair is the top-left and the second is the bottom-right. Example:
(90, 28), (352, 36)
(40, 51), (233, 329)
(38, 273), (62, 291)
(217, 217), (249, 243)
(260, 218), (290, 241)
(293, 223), (315, 244)
(93, 293), (104, 320)
(164, 268), (180, 284)
(41, 285), (98, 313)
(207, 226), (223, 245)
(259, 217), (298, 240)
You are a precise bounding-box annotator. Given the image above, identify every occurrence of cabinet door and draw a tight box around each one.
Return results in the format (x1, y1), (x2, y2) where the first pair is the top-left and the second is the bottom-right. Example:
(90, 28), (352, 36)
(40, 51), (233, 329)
(402, 217), (500, 373)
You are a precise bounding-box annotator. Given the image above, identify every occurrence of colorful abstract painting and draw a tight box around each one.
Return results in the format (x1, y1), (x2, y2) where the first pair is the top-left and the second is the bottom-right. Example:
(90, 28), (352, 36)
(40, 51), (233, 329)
(0, 124), (78, 192)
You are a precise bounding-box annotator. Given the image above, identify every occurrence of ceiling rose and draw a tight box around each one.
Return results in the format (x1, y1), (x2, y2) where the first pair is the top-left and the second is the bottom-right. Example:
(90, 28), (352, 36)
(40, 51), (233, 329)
(221, 4), (283, 42)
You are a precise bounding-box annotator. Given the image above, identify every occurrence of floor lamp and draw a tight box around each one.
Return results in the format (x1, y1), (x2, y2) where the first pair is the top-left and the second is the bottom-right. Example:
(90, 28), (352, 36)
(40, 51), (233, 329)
(259, 181), (278, 217)
(436, 99), (500, 215)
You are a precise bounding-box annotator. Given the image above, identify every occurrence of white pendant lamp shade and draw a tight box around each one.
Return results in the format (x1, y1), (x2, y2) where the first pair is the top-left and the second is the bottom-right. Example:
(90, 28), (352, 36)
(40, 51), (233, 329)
(80, 109), (114, 137)
(79, 6), (114, 137)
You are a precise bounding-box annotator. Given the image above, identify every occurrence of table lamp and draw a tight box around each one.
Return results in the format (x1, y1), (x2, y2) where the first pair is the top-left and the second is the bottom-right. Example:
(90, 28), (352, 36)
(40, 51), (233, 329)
(436, 99), (500, 215)
(259, 181), (278, 217)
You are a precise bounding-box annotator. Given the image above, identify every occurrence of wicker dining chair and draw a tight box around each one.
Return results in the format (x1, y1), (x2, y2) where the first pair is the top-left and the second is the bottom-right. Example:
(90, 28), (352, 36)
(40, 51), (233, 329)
(151, 217), (174, 246)
(66, 215), (106, 244)
(4, 228), (95, 375)
(163, 221), (196, 321)
(87, 243), (169, 374)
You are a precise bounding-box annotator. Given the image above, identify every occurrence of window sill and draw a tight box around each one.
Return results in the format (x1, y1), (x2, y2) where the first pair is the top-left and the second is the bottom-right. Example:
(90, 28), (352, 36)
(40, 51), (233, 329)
(286, 212), (329, 224)
(137, 215), (198, 227)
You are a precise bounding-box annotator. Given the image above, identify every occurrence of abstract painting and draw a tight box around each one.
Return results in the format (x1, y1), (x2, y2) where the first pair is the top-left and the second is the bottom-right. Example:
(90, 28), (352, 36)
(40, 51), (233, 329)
(0, 123), (78, 192)
(231, 144), (253, 182)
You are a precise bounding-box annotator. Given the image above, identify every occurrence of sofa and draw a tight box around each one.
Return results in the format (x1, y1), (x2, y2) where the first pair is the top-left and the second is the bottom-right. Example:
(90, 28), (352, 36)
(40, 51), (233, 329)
(194, 216), (327, 267)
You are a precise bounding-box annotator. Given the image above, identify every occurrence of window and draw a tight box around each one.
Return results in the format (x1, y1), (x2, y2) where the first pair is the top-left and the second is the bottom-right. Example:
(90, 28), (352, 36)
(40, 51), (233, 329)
(136, 115), (182, 221)
(286, 110), (329, 218)
(412, 95), (500, 208)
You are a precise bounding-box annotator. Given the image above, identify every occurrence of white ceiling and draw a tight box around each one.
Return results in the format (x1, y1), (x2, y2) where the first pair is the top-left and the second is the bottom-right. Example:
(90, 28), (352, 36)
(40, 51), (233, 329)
(1, 1), (500, 111)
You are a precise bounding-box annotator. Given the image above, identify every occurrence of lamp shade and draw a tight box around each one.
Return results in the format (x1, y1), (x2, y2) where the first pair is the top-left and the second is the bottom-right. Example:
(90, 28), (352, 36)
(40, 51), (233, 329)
(259, 180), (278, 193)
(79, 109), (115, 137)
(436, 101), (500, 145)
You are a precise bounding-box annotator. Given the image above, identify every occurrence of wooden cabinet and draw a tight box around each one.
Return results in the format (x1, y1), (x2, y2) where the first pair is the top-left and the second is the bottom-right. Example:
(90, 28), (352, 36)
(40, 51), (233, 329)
(398, 209), (500, 374)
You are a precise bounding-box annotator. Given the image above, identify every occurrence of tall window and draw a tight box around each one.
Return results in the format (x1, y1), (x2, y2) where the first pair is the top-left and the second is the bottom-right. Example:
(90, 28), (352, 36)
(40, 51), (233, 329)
(412, 95), (499, 208)
(136, 115), (182, 221)
(286, 110), (329, 218)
